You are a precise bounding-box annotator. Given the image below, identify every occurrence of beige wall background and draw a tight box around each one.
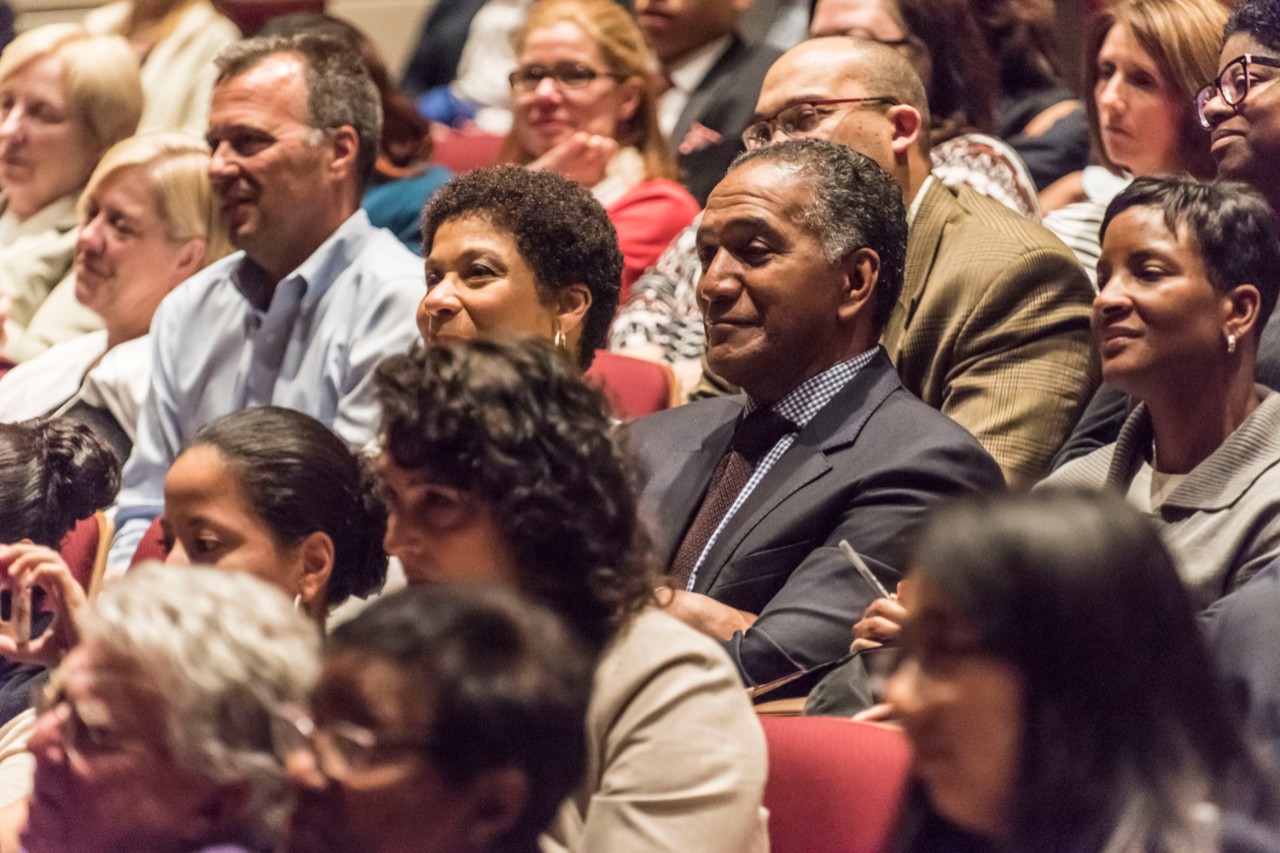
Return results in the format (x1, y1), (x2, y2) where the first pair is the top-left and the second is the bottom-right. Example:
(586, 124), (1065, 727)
(11, 0), (436, 76)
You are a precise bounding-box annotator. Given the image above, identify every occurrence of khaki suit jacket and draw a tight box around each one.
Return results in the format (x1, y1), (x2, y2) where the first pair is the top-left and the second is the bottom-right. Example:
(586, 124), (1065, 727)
(881, 179), (1098, 485)
(540, 608), (769, 853)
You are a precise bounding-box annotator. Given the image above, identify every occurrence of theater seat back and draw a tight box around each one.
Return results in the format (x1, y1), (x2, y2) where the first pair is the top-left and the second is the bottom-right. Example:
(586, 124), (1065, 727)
(759, 716), (911, 853)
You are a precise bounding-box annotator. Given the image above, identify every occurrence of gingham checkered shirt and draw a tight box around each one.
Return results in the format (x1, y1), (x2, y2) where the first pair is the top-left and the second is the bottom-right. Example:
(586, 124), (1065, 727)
(683, 347), (879, 590)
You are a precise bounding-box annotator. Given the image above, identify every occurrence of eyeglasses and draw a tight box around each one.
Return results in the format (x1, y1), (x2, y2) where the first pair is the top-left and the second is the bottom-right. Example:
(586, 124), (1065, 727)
(270, 704), (427, 782)
(742, 97), (899, 149)
(32, 678), (152, 764)
(509, 62), (625, 93)
(1196, 53), (1280, 129)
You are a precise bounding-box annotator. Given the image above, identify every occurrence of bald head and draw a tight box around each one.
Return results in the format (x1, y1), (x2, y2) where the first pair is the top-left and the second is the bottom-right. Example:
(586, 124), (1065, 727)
(753, 37), (932, 192)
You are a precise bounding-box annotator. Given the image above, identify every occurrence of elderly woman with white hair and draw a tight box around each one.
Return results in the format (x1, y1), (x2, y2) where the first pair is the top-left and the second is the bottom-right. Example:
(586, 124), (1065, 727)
(18, 564), (320, 853)
(0, 24), (142, 362)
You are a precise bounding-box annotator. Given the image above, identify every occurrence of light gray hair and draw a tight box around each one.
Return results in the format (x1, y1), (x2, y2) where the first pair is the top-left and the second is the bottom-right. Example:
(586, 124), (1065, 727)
(78, 564), (321, 849)
(728, 138), (908, 330)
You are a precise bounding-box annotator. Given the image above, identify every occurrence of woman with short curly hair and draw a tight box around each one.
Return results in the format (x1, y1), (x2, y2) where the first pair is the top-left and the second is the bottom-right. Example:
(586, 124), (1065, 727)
(418, 164), (622, 371)
(373, 337), (768, 852)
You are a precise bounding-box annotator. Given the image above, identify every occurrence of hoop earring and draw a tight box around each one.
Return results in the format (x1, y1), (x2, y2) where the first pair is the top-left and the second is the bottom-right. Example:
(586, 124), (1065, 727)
(554, 329), (568, 352)
(1227, 333), (1237, 355)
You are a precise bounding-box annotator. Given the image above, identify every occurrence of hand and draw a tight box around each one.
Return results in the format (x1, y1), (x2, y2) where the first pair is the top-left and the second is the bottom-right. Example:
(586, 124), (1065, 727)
(0, 542), (87, 668)
(528, 132), (618, 186)
(852, 702), (899, 725)
(657, 587), (757, 641)
(851, 593), (908, 652)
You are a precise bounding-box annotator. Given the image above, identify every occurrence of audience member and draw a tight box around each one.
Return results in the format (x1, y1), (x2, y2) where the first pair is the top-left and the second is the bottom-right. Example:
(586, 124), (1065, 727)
(281, 585), (596, 853)
(21, 565), (319, 853)
(375, 339), (769, 852)
(83, 0), (240, 134)
(0, 25), (142, 363)
(1059, 0), (1280, 464)
(619, 38), (1096, 483)
(1041, 0), (1226, 282)
(972, 0), (1091, 190)
(628, 139), (1003, 690)
(257, 13), (451, 253)
(0, 418), (119, 808)
(635, 0), (782, 205)
(162, 406), (388, 624)
(0, 417), (118, 550)
(1200, 0), (1280, 216)
(1046, 176), (1280, 608)
(400, 0), (489, 99)
(501, 0), (699, 301)
(0, 132), (231, 449)
(810, 0), (1040, 218)
(418, 164), (621, 371)
(107, 34), (422, 571)
(886, 490), (1274, 852)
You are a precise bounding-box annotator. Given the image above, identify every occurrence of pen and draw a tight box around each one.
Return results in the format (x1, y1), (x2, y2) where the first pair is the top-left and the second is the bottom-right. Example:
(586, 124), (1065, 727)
(839, 539), (892, 599)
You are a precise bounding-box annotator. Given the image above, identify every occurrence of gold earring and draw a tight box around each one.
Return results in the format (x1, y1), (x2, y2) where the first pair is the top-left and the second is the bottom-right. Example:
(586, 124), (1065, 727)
(1227, 332), (1237, 355)
(554, 329), (567, 351)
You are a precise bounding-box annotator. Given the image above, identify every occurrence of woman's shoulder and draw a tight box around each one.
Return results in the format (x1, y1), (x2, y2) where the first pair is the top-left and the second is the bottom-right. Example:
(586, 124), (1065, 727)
(1038, 441), (1119, 491)
(592, 608), (754, 712)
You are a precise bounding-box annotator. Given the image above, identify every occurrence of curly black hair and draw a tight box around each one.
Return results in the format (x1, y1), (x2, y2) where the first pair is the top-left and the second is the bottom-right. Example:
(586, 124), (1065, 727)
(374, 338), (654, 651)
(1227, 0), (1280, 52)
(188, 407), (388, 608)
(420, 165), (622, 370)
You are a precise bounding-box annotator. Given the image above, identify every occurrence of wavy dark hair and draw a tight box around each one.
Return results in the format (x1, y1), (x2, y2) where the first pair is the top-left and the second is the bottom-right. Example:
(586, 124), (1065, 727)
(328, 586), (595, 853)
(420, 165), (622, 370)
(971, 0), (1064, 97)
(895, 489), (1272, 852)
(187, 407), (388, 608)
(0, 418), (119, 547)
(897, 0), (1000, 142)
(374, 338), (654, 652)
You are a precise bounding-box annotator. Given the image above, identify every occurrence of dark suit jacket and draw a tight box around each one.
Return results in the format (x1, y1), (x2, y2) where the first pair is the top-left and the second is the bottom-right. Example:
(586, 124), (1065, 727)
(672, 36), (781, 206)
(629, 349), (1004, 689)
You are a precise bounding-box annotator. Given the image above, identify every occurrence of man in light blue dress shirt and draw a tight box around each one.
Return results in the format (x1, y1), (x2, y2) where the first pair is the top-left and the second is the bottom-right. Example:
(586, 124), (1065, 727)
(108, 34), (423, 570)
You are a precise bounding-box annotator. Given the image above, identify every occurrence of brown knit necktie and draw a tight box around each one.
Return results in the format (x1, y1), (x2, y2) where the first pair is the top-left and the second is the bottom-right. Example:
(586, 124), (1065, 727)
(670, 409), (795, 589)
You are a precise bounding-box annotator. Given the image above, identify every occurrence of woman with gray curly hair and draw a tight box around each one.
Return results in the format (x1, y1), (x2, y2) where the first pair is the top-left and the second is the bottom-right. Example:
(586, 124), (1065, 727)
(21, 564), (320, 853)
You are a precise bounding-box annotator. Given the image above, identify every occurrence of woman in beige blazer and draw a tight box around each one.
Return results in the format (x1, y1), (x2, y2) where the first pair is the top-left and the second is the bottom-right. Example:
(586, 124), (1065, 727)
(372, 339), (770, 853)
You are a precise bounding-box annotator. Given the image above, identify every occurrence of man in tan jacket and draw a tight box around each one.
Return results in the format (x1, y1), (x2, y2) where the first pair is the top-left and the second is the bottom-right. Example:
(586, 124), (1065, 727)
(698, 36), (1098, 484)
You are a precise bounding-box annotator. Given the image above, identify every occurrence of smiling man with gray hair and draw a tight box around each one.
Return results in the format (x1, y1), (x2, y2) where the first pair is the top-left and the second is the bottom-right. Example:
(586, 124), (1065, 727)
(628, 138), (1003, 693)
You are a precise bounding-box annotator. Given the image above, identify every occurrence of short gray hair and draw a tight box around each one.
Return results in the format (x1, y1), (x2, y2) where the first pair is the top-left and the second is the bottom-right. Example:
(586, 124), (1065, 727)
(78, 565), (321, 849)
(728, 138), (907, 331)
(214, 34), (382, 189)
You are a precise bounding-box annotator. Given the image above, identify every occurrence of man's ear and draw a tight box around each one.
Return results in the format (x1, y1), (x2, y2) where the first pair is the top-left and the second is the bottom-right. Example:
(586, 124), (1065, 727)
(327, 125), (361, 183)
(1223, 283), (1263, 345)
(460, 768), (530, 849)
(886, 104), (924, 156)
(837, 246), (879, 324)
(555, 284), (592, 336)
(296, 531), (335, 617)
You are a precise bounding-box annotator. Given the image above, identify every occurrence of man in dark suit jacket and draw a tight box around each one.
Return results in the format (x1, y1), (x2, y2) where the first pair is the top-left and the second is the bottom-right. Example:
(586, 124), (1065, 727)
(629, 138), (1004, 690)
(636, 0), (781, 204)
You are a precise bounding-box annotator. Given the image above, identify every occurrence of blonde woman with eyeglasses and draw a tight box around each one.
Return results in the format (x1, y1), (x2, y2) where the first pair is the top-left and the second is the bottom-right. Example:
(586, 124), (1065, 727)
(500, 0), (698, 303)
